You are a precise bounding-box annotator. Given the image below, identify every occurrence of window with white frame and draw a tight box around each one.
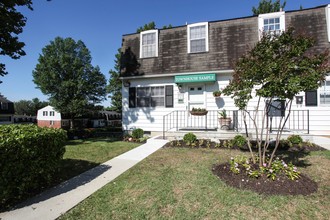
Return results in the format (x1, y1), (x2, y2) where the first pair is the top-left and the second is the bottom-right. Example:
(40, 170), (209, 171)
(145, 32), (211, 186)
(50, 111), (55, 116)
(136, 86), (165, 107)
(258, 11), (285, 38)
(187, 22), (209, 53)
(320, 79), (330, 105)
(326, 4), (330, 42)
(50, 120), (54, 125)
(43, 111), (48, 116)
(140, 30), (158, 58)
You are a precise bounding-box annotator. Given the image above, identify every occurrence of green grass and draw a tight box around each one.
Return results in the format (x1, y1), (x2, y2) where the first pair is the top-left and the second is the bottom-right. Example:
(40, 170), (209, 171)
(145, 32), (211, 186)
(54, 138), (141, 186)
(59, 148), (330, 220)
(1, 138), (141, 211)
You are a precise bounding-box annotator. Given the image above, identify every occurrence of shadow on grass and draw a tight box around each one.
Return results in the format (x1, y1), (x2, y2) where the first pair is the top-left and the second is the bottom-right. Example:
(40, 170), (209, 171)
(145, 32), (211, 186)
(276, 150), (311, 168)
(65, 137), (122, 146)
(13, 159), (111, 210)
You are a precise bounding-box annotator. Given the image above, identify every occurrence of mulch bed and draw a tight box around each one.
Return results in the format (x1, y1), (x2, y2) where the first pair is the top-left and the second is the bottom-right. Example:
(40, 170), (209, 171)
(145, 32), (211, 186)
(212, 163), (318, 196)
(163, 139), (325, 152)
(164, 139), (324, 196)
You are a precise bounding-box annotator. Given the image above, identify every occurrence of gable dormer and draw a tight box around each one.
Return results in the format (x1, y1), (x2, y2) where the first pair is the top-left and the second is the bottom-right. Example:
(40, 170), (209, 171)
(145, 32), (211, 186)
(187, 22), (209, 53)
(139, 29), (159, 58)
(258, 11), (285, 38)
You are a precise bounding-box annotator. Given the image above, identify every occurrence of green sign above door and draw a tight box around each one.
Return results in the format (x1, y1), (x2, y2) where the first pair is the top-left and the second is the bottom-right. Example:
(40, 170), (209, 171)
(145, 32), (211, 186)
(174, 74), (216, 83)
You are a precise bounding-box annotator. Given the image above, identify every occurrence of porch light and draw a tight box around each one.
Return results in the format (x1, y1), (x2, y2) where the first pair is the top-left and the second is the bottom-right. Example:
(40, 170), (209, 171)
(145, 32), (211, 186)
(123, 80), (130, 87)
(177, 83), (183, 90)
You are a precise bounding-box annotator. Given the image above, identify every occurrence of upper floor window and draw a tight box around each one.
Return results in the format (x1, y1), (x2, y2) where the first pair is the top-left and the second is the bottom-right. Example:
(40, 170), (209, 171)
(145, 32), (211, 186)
(140, 30), (158, 58)
(326, 4), (330, 42)
(187, 22), (209, 53)
(258, 11), (285, 38)
(50, 111), (55, 116)
(43, 111), (48, 116)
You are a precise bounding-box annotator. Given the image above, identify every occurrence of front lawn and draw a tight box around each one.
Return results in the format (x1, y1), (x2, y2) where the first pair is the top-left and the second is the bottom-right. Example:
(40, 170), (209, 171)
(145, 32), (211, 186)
(55, 138), (142, 185)
(1, 138), (141, 211)
(60, 148), (330, 220)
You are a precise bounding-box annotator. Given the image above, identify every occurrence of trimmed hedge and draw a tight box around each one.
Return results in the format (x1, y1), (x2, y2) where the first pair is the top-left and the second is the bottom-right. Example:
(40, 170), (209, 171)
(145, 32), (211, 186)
(0, 124), (67, 207)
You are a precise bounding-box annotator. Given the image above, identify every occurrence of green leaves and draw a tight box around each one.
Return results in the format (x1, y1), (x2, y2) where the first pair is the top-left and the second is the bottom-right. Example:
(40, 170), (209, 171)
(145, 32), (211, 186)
(0, 124), (67, 207)
(0, 0), (33, 80)
(225, 28), (329, 103)
(252, 0), (286, 15)
(107, 48), (122, 112)
(33, 37), (107, 122)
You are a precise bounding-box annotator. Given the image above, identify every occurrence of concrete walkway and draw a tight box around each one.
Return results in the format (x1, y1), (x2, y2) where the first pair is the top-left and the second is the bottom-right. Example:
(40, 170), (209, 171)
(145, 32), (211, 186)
(0, 137), (168, 220)
(309, 135), (330, 150)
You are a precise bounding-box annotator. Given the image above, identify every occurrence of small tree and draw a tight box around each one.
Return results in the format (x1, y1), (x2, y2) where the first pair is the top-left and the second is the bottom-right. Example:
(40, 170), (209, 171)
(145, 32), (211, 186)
(33, 37), (107, 128)
(223, 28), (329, 166)
(252, 0), (286, 15)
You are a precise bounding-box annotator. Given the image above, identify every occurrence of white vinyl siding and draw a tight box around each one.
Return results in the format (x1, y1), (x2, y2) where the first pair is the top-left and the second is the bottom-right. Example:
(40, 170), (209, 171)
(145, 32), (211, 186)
(37, 105), (62, 121)
(140, 30), (158, 58)
(187, 22), (209, 53)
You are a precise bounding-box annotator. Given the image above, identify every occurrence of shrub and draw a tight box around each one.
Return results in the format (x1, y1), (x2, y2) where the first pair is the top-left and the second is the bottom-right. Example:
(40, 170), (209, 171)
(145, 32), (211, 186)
(183, 132), (197, 145)
(132, 128), (144, 139)
(287, 134), (303, 145)
(0, 124), (67, 207)
(229, 155), (300, 181)
(231, 135), (247, 149)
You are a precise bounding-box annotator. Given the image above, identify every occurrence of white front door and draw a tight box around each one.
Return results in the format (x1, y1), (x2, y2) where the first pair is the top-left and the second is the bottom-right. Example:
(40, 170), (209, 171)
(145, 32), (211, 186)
(188, 85), (205, 110)
(187, 85), (206, 128)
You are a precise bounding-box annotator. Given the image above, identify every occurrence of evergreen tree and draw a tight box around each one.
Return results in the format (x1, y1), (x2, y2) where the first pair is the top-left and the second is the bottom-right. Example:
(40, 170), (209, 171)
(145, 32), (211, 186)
(107, 49), (122, 112)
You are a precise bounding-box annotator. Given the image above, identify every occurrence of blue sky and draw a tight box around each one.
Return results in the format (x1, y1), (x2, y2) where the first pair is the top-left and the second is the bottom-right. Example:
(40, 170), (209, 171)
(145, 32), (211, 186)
(1, 0), (329, 107)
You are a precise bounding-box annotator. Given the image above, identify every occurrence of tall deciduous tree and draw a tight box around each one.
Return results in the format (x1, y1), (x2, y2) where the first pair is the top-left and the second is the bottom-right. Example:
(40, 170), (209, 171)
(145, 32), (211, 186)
(33, 37), (106, 127)
(0, 0), (33, 82)
(252, 0), (286, 15)
(223, 28), (329, 166)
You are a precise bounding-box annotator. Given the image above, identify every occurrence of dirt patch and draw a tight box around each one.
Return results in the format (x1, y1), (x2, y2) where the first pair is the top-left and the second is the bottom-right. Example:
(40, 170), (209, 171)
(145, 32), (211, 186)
(212, 162), (318, 196)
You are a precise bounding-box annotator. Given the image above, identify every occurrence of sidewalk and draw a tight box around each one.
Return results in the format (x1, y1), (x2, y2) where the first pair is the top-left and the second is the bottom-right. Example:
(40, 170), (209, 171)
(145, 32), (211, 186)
(309, 135), (330, 150)
(0, 137), (168, 220)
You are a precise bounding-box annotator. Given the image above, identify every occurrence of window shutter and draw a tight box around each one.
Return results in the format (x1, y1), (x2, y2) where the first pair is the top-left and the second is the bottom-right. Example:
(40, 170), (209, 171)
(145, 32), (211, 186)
(305, 90), (317, 106)
(165, 85), (173, 108)
(129, 87), (136, 108)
